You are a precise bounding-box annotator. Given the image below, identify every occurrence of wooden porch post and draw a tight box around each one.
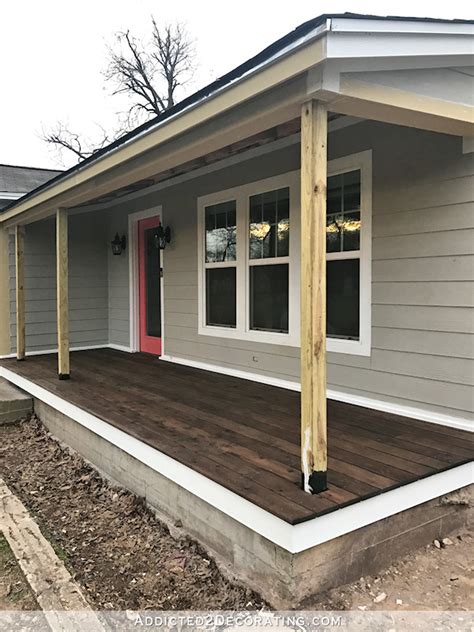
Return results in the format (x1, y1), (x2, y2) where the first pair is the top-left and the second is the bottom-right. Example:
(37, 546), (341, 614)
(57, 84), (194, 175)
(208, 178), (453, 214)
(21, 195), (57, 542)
(300, 99), (328, 494)
(15, 226), (25, 361)
(56, 208), (70, 379)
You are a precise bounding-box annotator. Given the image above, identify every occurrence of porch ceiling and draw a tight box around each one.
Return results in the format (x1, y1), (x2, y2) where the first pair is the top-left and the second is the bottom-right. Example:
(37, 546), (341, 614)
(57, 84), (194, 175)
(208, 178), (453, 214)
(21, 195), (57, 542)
(0, 349), (472, 524)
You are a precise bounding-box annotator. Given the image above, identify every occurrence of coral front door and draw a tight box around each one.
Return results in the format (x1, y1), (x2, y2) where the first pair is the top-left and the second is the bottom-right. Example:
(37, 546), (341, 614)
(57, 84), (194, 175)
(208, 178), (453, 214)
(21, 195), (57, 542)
(138, 216), (162, 355)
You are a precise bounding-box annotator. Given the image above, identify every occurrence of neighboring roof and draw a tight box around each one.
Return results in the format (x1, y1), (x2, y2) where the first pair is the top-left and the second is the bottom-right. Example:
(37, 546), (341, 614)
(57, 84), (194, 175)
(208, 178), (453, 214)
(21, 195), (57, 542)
(2, 12), (473, 215)
(0, 164), (62, 197)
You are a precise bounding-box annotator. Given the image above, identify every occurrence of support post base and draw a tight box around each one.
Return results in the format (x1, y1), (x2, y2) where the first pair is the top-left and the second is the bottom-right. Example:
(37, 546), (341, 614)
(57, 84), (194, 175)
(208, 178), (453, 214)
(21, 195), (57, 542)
(58, 373), (70, 381)
(302, 471), (328, 494)
(16, 357), (25, 362)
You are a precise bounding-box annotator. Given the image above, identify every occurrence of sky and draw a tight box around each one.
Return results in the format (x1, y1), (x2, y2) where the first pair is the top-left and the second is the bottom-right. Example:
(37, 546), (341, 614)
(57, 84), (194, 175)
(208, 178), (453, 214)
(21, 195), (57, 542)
(1, 0), (472, 169)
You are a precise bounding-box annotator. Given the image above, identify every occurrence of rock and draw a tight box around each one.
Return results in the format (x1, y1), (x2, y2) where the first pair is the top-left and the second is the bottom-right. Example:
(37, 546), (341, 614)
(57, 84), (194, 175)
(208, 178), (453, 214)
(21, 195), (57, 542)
(433, 539), (441, 549)
(358, 605), (367, 611)
(373, 592), (387, 603)
(442, 537), (453, 546)
(396, 598), (403, 605)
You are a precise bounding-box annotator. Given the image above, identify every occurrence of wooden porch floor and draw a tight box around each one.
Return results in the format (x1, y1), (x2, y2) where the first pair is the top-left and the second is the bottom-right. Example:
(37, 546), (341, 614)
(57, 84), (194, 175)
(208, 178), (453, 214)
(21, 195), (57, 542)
(1, 349), (472, 524)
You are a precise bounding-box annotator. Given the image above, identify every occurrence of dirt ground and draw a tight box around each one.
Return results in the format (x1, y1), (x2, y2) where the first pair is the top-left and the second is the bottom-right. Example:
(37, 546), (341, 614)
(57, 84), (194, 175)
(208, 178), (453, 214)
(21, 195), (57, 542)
(0, 416), (472, 611)
(0, 535), (37, 610)
(308, 531), (473, 611)
(0, 417), (264, 610)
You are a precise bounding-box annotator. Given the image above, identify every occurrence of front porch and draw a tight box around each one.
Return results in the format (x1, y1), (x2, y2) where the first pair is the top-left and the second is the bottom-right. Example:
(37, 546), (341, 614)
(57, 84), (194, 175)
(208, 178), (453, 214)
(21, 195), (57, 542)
(1, 349), (471, 525)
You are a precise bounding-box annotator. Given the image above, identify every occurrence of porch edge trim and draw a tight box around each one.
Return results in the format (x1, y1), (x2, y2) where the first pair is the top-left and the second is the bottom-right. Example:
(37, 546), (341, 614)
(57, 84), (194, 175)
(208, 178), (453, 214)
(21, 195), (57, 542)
(0, 365), (471, 554)
(159, 354), (473, 432)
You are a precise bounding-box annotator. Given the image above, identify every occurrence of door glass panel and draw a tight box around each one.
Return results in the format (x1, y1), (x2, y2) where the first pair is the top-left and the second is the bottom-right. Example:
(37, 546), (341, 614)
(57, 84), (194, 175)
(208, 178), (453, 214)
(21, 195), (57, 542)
(145, 227), (161, 337)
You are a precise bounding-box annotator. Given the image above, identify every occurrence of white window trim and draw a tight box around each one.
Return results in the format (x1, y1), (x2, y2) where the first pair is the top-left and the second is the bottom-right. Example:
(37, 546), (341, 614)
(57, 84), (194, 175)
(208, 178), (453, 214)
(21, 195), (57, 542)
(197, 150), (372, 355)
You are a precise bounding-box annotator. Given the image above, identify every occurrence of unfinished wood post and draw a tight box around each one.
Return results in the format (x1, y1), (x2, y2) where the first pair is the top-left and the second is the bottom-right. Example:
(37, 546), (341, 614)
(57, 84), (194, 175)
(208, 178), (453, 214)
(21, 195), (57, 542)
(15, 225), (25, 361)
(300, 99), (328, 494)
(56, 208), (70, 379)
(0, 226), (11, 356)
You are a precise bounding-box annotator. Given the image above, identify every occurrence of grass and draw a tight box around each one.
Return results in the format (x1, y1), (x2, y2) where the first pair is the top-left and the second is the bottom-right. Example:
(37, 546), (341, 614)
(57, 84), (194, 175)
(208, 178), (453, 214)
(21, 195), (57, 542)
(0, 533), (36, 606)
(38, 525), (69, 563)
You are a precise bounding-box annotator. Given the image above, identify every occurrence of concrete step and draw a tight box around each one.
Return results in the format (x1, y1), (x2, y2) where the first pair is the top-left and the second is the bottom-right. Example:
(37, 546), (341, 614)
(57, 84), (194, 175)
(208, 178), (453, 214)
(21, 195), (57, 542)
(0, 378), (33, 425)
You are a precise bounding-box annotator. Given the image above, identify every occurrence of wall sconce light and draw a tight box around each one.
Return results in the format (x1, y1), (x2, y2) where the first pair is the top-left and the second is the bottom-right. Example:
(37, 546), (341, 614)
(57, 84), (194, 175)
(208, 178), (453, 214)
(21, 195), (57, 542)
(154, 224), (171, 250)
(111, 233), (126, 255)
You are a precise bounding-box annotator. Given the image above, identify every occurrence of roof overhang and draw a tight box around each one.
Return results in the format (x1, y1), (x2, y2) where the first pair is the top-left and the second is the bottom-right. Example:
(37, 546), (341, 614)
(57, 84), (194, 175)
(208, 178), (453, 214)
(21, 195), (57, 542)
(2, 15), (473, 227)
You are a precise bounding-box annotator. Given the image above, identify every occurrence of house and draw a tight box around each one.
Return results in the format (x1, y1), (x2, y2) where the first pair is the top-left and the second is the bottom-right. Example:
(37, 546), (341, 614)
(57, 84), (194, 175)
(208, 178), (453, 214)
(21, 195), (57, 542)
(0, 164), (62, 210)
(0, 13), (472, 606)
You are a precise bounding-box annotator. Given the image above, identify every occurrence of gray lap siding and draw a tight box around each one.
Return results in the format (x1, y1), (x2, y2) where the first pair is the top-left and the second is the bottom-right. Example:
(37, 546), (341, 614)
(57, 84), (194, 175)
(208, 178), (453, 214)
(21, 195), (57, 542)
(7, 121), (474, 421)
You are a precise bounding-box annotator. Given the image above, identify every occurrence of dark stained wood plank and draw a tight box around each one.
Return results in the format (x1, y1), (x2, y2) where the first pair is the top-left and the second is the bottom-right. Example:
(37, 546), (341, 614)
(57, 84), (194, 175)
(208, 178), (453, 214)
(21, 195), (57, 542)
(1, 349), (472, 525)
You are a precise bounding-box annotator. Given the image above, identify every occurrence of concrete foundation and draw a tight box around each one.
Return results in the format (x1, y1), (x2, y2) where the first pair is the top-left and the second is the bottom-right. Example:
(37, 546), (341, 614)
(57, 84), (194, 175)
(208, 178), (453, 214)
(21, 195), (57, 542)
(0, 378), (32, 424)
(33, 398), (472, 608)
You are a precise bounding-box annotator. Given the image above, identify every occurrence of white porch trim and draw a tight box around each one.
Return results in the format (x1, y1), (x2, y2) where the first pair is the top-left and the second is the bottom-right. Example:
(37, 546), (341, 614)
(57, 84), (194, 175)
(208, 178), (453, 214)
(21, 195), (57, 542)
(0, 364), (471, 554)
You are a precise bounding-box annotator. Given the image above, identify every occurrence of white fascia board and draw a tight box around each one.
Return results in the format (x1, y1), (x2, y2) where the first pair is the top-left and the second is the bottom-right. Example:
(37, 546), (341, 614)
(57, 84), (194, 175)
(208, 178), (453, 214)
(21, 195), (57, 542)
(326, 31), (474, 60)
(330, 17), (474, 36)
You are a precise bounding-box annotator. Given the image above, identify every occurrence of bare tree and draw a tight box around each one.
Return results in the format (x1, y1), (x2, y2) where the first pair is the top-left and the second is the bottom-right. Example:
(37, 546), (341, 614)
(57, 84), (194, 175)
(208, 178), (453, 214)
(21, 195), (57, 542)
(42, 18), (195, 164)
(41, 122), (114, 162)
(105, 19), (194, 126)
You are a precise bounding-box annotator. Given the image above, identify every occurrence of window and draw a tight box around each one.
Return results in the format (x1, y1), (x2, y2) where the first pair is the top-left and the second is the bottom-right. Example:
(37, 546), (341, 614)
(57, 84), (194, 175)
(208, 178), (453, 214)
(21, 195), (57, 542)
(326, 170), (361, 341)
(249, 187), (290, 333)
(204, 200), (237, 327)
(198, 173), (300, 346)
(325, 152), (372, 356)
(197, 151), (371, 355)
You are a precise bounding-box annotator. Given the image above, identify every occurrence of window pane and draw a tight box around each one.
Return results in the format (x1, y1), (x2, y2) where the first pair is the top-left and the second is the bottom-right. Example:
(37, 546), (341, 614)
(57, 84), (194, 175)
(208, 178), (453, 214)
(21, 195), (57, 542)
(326, 170), (361, 253)
(277, 190), (290, 257)
(249, 187), (289, 260)
(250, 264), (289, 333)
(327, 259), (360, 340)
(206, 268), (236, 328)
(343, 170), (361, 211)
(326, 213), (342, 253)
(342, 211), (361, 251)
(205, 201), (236, 263)
(327, 174), (343, 214)
(145, 228), (161, 337)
